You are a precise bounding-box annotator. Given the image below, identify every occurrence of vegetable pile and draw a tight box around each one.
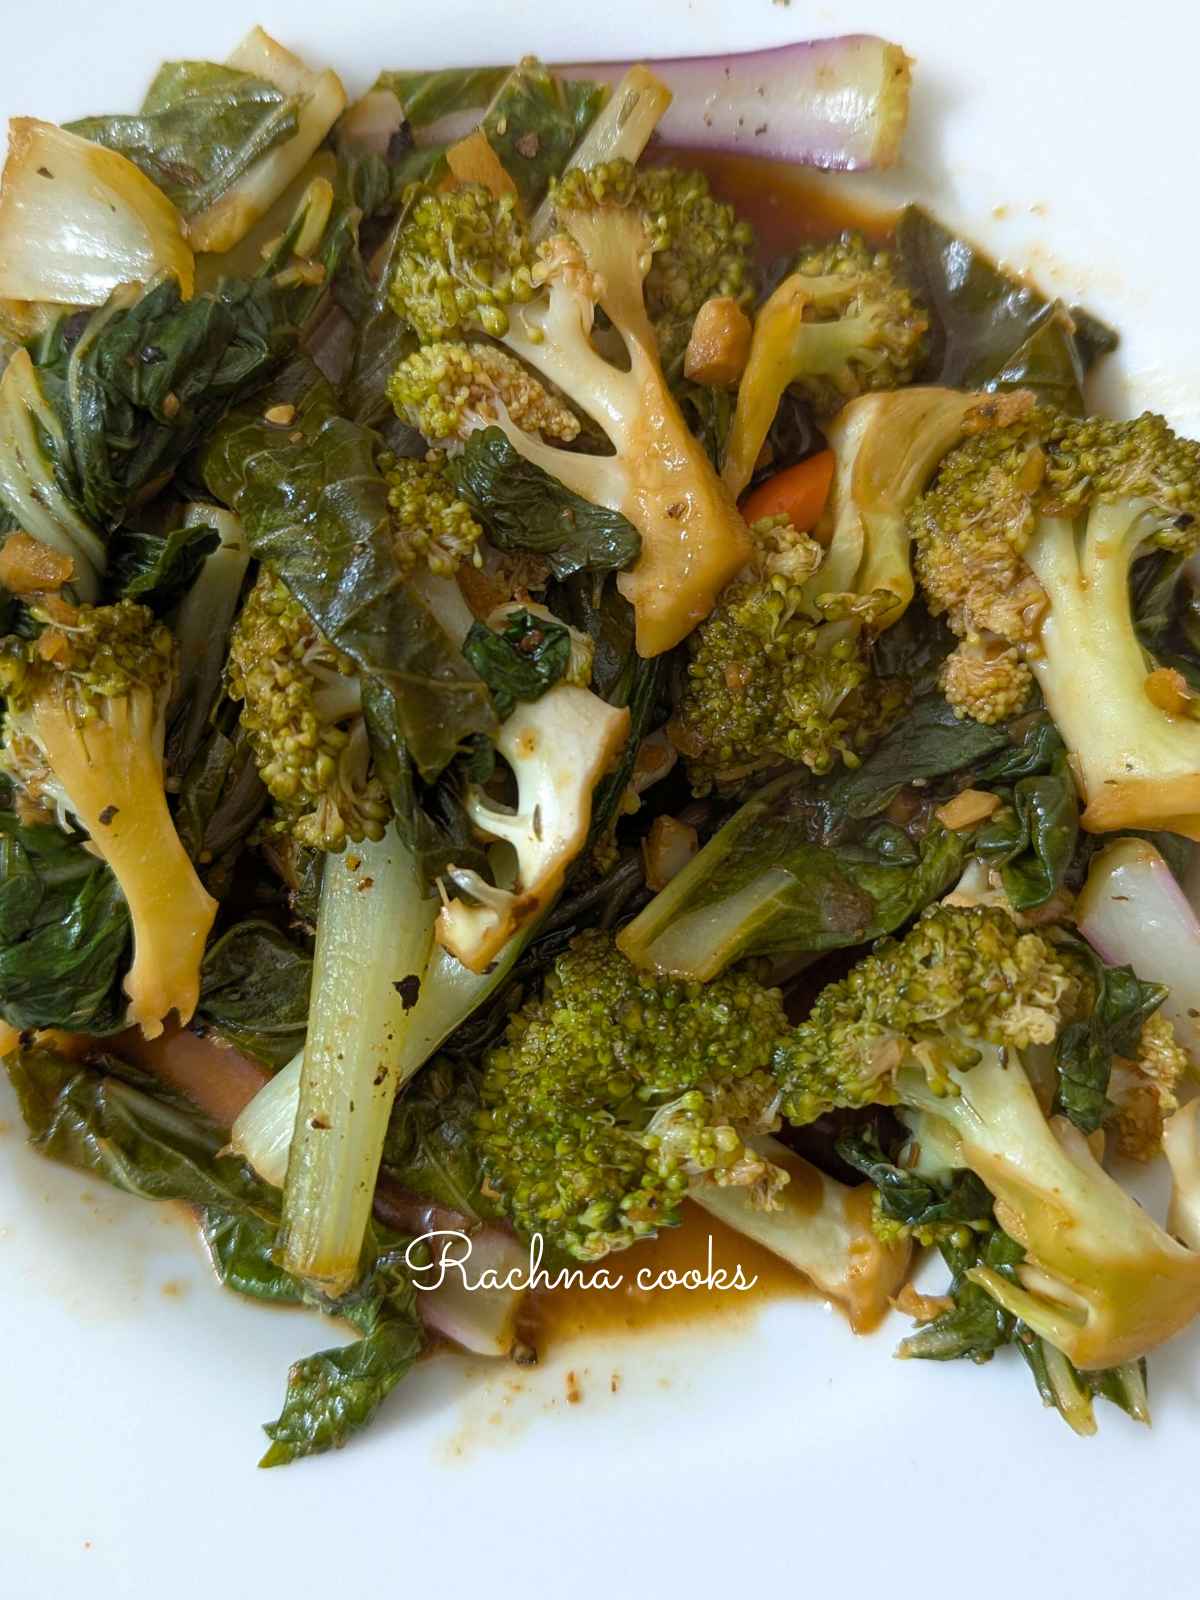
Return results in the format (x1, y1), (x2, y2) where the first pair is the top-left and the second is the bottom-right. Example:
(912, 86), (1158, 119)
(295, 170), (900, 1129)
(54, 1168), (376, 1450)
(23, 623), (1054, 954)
(3, 25), (1200, 1465)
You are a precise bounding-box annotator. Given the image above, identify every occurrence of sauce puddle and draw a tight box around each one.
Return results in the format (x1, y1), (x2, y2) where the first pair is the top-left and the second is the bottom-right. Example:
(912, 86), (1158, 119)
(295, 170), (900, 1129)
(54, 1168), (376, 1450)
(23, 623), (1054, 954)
(522, 1197), (816, 1350)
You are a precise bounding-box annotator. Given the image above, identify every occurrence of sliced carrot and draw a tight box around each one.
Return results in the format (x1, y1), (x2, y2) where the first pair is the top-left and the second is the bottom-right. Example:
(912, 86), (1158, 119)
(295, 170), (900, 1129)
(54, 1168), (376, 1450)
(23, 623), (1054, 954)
(739, 450), (835, 532)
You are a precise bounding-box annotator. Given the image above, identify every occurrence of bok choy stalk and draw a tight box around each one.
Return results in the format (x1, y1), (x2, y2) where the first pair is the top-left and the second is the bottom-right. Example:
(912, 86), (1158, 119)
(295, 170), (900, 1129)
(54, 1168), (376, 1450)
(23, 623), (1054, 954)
(186, 29), (346, 253)
(232, 935), (529, 1188)
(0, 119), (194, 306)
(167, 505), (250, 772)
(1077, 836), (1200, 1060)
(279, 827), (436, 1297)
(529, 64), (671, 238)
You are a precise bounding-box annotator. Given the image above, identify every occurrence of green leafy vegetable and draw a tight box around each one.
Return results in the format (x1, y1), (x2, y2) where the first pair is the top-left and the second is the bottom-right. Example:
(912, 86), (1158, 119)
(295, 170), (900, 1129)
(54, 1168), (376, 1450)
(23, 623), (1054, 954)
(0, 811), (131, 1033)
(895, 205), (1117, 408)
(372, 66), (512, 129)
(899, 1225), (1026, 1362)
(0, 161), (377, 549)
(197, 921), (312, 1069)
(898, 1223), (1150, 1435)
(174, 718), (266, 872)
(202, 359), (496, 784)
(1051, 933), (1168, 1134)
(381, 1057), (496, 1219)
(112, 522), (219, 611)
(836, 1128), (992, 1235)
(259, 1293), (422, 1467)
(480, 61), (605, 212)
(974, 719), (1079, 910)
(67, 61), (300, 218)
(462, 607), (572, 717)
(823, 694), (1011, 821)
(6, 1045), (275, 1211)
(618, 774), (967, 979)
(446, 427), (641, 579)
(4, 1043), (425, 1466)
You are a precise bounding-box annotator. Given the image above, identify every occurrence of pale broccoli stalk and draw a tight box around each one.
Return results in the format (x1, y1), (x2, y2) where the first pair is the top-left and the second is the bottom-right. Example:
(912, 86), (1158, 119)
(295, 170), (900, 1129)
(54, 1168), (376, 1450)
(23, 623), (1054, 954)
(913, 410), (1200, 829)
(437, 684), (631, 972)
(387, 162), (754, 655)
(776, 903), (1200, 1371)
(279, 829), (438, 1297)
(722, 234), (928, 498)
(917, 1064), (1200, 1369)
(689, 1133), (911, 1331)
(0, 601), (217, 1036)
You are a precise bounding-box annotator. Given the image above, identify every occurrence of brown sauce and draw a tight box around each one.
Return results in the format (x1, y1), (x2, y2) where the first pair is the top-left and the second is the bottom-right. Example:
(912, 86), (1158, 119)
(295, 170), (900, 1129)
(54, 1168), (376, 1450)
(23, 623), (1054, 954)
(652, 147), (899, 258)
(522, 1198), (817, 1348)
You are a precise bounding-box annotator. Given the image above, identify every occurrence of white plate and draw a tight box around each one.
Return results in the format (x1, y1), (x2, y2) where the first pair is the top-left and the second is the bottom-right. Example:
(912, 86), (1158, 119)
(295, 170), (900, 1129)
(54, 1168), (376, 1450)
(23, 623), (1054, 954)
(1, 3), (1196, 1594)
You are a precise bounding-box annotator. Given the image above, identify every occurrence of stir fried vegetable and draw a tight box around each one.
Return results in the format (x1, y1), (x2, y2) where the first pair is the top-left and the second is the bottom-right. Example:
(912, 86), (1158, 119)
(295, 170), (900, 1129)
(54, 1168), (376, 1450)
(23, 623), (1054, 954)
(4, 26), (1199, 1476)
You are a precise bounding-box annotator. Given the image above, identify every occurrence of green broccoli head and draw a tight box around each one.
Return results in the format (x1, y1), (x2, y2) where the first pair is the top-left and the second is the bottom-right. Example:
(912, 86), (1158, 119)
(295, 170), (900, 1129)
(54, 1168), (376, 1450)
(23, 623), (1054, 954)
(227, 570), (390, 853)
(384, 451), (485, 578)
(722, 232), (928, 497)
(912, 408), (1200, 832)
(0, 599), (216, 1037)
(388, 181), (537, 341)
(775, 903), (1076, 1126)
(670, 514), (907, 793)
(622, 164), (756, 374)
(388, 162), (754, 658)
(784, 233), (929, 413)
(476, 931), (790, 1260)
(386, 341), (581, 445)
(777, 903), (1200, 1371)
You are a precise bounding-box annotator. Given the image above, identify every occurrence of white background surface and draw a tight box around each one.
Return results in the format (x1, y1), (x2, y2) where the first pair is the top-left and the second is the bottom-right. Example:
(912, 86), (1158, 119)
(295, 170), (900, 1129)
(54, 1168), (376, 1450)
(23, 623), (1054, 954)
(1, 3), (1198, 1595)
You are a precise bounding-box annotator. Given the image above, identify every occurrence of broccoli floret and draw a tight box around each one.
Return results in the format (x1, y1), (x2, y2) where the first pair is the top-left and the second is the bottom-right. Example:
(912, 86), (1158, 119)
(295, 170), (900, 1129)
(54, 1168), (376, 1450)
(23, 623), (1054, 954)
(776, 903), (1200, 1370)
(387, 162), (753, 656)
(1107, 1012), (1188, 1162)
(670, 381), (1024, 790)
(387, 342), (581, 445)
(384, 452), (485, 578)
(436, 684), (631, 973)
(227, 570), (390, 853)
(722, 233), (928, 497)
(476, 931), (791, 1259)
(811, 387), (1035, 631)
(912, 408), (1200, 834)
(0, 600), (217, 1037)
(625, 164), (757, 376)
(670, 514), (907, 792)
(388, 183), (536, 340)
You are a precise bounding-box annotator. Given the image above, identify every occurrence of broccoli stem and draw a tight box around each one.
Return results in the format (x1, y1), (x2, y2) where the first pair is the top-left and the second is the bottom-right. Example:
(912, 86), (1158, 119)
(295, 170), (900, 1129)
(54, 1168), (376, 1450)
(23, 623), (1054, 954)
(280, 829), (437, 1297)
(903, 1044), (1200, 1369)
(33, 692), (217, 1036)
(1027, 504), (1200, 836)
(689, 1134), (910, 1331)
